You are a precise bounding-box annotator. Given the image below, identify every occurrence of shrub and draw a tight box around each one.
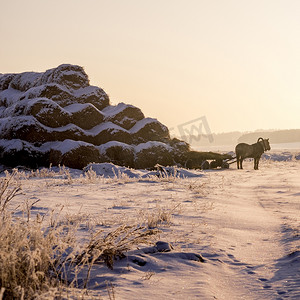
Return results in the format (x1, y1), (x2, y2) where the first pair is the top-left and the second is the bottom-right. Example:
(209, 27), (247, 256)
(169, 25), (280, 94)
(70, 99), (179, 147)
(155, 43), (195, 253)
(0, 172), (73, 299)
(0, 215), (66, 299)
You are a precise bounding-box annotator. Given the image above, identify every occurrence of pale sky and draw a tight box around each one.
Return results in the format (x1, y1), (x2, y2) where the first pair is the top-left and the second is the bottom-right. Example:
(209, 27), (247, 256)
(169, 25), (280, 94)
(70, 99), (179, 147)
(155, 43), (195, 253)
(1, 0), (299, 134)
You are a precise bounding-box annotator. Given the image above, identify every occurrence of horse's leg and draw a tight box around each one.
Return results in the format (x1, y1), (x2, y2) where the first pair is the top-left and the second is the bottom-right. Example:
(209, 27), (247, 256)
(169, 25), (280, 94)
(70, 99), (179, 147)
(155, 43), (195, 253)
(254, 158), (257, 170)
(240, 158), (243, 169)
(256, 156), (261, 170)
(237, 156), (240, 169)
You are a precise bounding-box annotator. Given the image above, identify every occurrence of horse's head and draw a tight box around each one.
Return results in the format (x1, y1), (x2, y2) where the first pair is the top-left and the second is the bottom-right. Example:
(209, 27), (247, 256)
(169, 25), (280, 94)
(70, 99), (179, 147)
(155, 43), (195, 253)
(264, 138), (271, 151)
(257, 137), (271, 151)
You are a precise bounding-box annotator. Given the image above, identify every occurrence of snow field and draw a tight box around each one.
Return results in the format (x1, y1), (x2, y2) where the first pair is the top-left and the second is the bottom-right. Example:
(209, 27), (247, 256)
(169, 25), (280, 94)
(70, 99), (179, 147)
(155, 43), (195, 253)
(1, 159), (299, 299)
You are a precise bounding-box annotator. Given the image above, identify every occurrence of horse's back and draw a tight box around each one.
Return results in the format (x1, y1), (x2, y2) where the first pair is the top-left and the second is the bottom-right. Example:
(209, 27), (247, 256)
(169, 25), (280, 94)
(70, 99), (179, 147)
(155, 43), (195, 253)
(235, 143), (248, 152)
(235, 143), (252, 157)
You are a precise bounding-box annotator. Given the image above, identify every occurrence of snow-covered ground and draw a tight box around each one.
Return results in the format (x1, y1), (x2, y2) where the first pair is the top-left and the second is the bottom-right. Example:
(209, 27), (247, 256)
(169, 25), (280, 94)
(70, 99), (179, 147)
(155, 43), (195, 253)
(2, 153), (300, 299)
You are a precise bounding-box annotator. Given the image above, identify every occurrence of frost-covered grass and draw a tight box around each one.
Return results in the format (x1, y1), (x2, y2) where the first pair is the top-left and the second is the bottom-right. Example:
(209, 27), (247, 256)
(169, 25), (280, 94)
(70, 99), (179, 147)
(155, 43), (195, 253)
(0, 171), (79, 299)
(0, 168), (175, 299)
(0, 212), (70, 299)
(0, 174), (57, 298)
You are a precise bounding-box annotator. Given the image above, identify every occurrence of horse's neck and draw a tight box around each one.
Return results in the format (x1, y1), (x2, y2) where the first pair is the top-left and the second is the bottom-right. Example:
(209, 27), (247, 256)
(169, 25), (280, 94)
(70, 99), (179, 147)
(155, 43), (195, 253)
(258, 141), (265, 151)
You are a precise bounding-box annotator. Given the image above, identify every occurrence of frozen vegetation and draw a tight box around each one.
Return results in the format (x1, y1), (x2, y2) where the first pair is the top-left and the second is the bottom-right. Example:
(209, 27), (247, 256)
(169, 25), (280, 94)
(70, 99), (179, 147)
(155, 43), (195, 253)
(0, 150), (299, 299)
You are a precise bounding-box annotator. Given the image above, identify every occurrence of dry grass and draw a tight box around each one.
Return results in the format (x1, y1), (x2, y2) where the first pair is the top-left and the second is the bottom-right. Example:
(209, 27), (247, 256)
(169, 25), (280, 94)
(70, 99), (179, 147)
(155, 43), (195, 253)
(75, 225), (160, 272)
(0, 170), (21, 214)
(0, 171), (75, 299)
(142, 203), (181, 229)
(186, 178), (211, 198)
(0, 170), (162, 299)
(0, 214), (70, 299)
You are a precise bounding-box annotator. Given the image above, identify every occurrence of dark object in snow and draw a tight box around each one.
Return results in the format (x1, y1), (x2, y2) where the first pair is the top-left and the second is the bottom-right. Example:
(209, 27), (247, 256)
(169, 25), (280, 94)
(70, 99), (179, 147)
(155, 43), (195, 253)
(221, 161), (230, 169)
(209, 159), (231, 169)
(201, 160), (210, 170)
(185, 151), (231, 170)
(155, 241), (173, 252)
(209, 159), (223, 169)
(139, 241), (173, 254)
(235, 137), (271, 170)
(131, 257), (147, 266)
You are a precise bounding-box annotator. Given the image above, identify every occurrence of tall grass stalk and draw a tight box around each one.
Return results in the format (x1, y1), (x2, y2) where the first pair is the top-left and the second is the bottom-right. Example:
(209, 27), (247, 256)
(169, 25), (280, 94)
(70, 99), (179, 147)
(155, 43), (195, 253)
(0, 170), (21, 215)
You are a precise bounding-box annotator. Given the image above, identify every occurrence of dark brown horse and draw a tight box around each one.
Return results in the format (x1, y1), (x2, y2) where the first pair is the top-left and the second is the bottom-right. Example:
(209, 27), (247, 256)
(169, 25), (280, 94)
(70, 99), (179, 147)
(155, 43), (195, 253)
(235, 137), (271, 170)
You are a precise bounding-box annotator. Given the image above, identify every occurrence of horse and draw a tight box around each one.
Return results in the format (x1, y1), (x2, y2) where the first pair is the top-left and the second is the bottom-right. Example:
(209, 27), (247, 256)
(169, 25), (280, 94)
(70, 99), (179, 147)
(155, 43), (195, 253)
(235, 137), (271, 170)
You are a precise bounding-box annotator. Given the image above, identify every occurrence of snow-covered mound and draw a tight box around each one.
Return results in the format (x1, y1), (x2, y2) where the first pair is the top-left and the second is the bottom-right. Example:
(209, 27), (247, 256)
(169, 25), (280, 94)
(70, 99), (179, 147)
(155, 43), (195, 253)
(0, 64), (193, 169)
(84, 162), (203, 178)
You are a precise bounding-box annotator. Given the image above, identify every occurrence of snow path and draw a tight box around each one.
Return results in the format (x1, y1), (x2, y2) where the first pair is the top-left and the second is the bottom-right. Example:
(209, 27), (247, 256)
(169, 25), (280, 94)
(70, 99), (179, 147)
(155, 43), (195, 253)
(201, 161), (300, 299)
(7, 160), (300, 299)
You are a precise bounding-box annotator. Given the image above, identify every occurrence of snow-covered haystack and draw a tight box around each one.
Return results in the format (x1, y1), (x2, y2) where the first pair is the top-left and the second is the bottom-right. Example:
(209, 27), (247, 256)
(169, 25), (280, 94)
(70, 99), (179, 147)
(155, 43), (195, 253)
(0, 64), (195, 169)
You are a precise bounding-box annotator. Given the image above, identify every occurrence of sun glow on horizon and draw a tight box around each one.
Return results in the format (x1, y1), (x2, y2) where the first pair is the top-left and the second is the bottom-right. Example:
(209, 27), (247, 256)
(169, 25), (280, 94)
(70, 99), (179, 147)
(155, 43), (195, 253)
(1, 0), (299, 133)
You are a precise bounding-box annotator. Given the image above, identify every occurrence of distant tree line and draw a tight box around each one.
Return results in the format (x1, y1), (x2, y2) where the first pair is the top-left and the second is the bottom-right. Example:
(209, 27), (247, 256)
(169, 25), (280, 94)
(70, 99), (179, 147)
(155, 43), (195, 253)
(178, 129), (300, 146)
(238, 129), (300, 144)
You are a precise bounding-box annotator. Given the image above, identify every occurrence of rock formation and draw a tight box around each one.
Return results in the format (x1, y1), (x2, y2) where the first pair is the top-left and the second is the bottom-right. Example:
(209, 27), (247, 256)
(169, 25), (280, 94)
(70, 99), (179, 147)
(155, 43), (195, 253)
(0, 64), (229, 169)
